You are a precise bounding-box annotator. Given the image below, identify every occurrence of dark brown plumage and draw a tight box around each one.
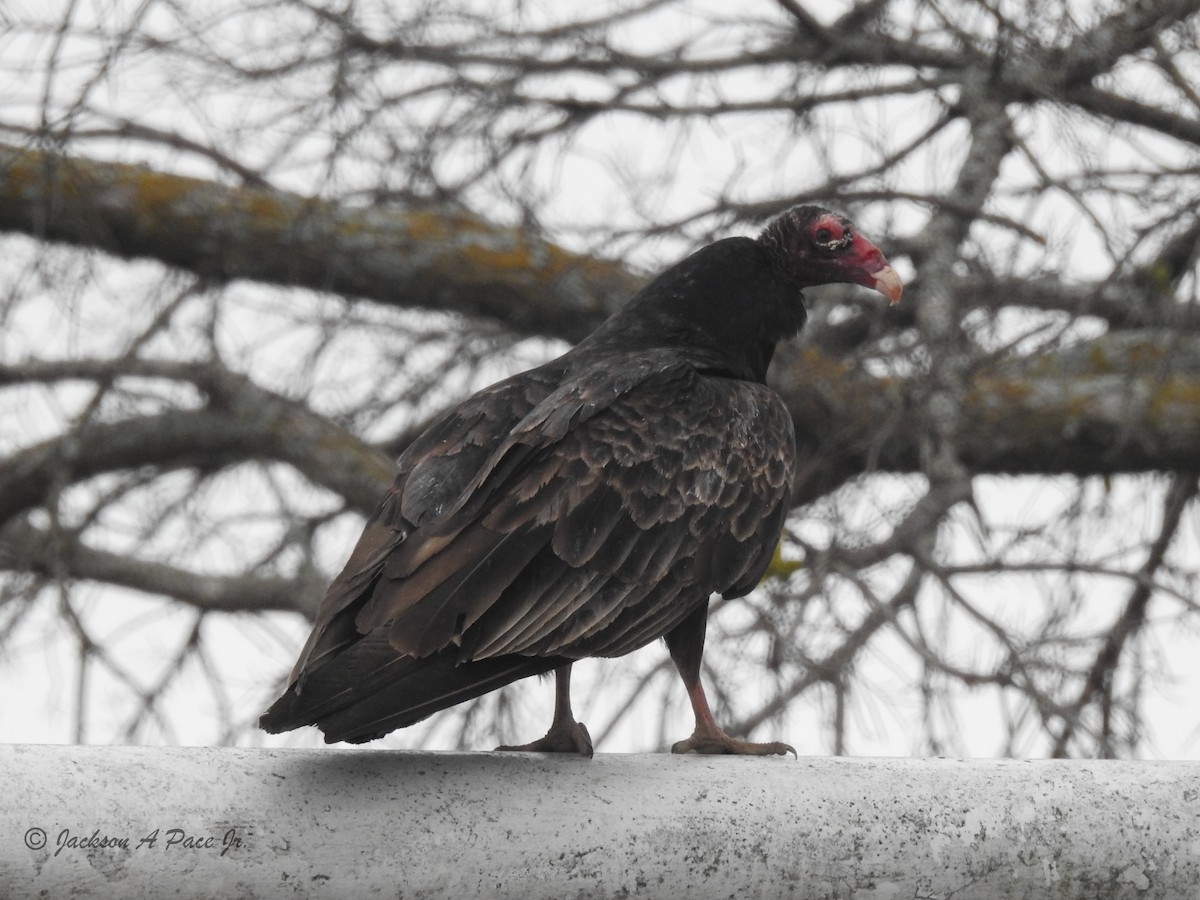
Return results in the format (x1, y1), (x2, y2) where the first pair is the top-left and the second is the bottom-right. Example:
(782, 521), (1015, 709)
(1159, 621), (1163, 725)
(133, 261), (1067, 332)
(260, 205), (901, 754)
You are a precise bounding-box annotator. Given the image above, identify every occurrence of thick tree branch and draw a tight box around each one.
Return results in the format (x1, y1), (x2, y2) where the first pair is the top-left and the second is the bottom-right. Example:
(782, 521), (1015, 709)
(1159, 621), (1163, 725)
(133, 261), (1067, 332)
(2, 0), (1198, 757)
(5, 145), (1195, 359)
(1050, 0), (1200, 87)
(0, 143), (640, 344)
(4, 332), (1197, 532)
(0, 520), (322, 617)
(779, 330), (1200, 503)
(0, 360), (393, 524)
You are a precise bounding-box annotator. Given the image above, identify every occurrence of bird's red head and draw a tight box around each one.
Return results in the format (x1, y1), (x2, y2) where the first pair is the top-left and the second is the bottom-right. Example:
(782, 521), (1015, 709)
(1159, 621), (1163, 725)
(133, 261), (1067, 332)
(759, 206), (903, 305)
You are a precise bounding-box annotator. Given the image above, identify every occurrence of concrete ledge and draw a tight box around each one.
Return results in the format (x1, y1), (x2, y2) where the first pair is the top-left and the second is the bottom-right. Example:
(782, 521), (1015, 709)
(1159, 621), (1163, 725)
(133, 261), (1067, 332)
(2, 745), (1197, 898)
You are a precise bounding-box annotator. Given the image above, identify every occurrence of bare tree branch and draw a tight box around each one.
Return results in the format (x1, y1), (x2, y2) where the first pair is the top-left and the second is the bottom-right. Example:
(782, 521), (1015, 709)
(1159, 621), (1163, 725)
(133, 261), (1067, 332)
(0, 143), (640, 344)
(0, 520), (321, 616)
(1049, 475), (1200, 757)
(2, 0), (1198, 755)
(0, 359), (392, 523)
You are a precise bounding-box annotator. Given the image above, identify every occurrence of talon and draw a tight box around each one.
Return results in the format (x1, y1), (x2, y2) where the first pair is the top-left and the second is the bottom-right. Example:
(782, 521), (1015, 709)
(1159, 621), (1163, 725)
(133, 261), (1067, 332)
(671, 729), (796, 758)
(497, 720), (593, 757)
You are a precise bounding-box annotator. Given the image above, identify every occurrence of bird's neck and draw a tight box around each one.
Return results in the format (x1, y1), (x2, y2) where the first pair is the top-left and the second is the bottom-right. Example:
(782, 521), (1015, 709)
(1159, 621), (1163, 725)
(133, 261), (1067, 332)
(589, 238), (806, 383)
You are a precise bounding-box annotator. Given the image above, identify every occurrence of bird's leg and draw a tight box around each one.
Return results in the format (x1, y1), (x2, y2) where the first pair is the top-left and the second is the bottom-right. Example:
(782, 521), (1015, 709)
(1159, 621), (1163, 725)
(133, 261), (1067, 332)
(495, 663), (593, 757)
(666, 604), (796, 757)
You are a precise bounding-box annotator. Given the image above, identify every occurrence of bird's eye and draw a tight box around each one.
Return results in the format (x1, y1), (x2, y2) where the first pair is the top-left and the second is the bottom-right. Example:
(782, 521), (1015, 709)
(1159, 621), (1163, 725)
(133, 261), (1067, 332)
(813, 222), (852, 251)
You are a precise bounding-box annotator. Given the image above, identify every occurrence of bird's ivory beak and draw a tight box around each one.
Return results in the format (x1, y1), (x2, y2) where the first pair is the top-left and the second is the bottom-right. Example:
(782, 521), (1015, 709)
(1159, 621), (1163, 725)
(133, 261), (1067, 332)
(842, 231), (903, 305)
(872, 266), (903, 306)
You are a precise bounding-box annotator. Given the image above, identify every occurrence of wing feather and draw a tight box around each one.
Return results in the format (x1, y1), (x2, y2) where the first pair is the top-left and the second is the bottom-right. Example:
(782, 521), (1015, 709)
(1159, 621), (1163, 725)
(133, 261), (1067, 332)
(275, 349), (797, 740)
(457, 545), (571, 659)
(566, 562), (696, 658)
(386, 523), (552, 656)
(444, 368), (795, 660)
(549, 482), (628, 566)
(478, 569), (607, 657)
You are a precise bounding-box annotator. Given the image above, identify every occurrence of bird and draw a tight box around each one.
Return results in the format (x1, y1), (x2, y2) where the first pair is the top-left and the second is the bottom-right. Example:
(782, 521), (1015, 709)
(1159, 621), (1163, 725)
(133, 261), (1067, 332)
(260, 205), (902, 756)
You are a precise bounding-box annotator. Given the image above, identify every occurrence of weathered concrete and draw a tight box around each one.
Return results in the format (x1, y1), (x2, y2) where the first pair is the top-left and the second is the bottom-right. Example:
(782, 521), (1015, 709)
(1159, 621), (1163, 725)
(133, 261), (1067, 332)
(1, 745), (1197, 899)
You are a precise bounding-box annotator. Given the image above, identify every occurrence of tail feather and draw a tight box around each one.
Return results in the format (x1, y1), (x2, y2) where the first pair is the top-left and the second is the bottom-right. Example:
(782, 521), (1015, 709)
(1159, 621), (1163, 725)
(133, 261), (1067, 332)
(260, 634), (565, 744)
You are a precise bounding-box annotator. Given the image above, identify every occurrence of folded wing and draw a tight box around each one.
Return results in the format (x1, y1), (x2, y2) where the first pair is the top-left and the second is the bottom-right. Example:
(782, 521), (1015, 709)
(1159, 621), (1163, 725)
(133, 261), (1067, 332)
(261, 351), (794, 742)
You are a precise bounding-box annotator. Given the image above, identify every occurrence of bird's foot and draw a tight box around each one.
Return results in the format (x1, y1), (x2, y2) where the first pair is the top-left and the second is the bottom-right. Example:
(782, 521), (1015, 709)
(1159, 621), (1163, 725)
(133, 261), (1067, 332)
(671, 726), (795, 758)
(496, 720), (593, 757)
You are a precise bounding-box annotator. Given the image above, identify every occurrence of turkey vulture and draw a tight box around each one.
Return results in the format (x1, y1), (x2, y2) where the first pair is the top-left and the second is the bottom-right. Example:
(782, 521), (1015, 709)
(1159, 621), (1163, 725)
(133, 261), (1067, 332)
(261, 205), (901, 755)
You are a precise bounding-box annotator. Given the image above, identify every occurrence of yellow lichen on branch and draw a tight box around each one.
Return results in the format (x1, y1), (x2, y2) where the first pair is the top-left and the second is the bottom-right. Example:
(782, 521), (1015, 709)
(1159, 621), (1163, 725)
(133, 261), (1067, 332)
(0, 142), (639, 341)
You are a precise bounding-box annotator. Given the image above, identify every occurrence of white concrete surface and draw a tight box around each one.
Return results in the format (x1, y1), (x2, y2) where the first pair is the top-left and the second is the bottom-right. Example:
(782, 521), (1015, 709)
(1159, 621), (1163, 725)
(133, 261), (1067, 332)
(1, 745), (1197, 898)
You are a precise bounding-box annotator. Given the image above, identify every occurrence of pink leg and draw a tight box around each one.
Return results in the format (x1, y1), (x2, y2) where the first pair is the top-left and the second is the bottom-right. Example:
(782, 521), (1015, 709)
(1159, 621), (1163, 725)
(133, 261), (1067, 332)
(666, 605), (795, 757)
